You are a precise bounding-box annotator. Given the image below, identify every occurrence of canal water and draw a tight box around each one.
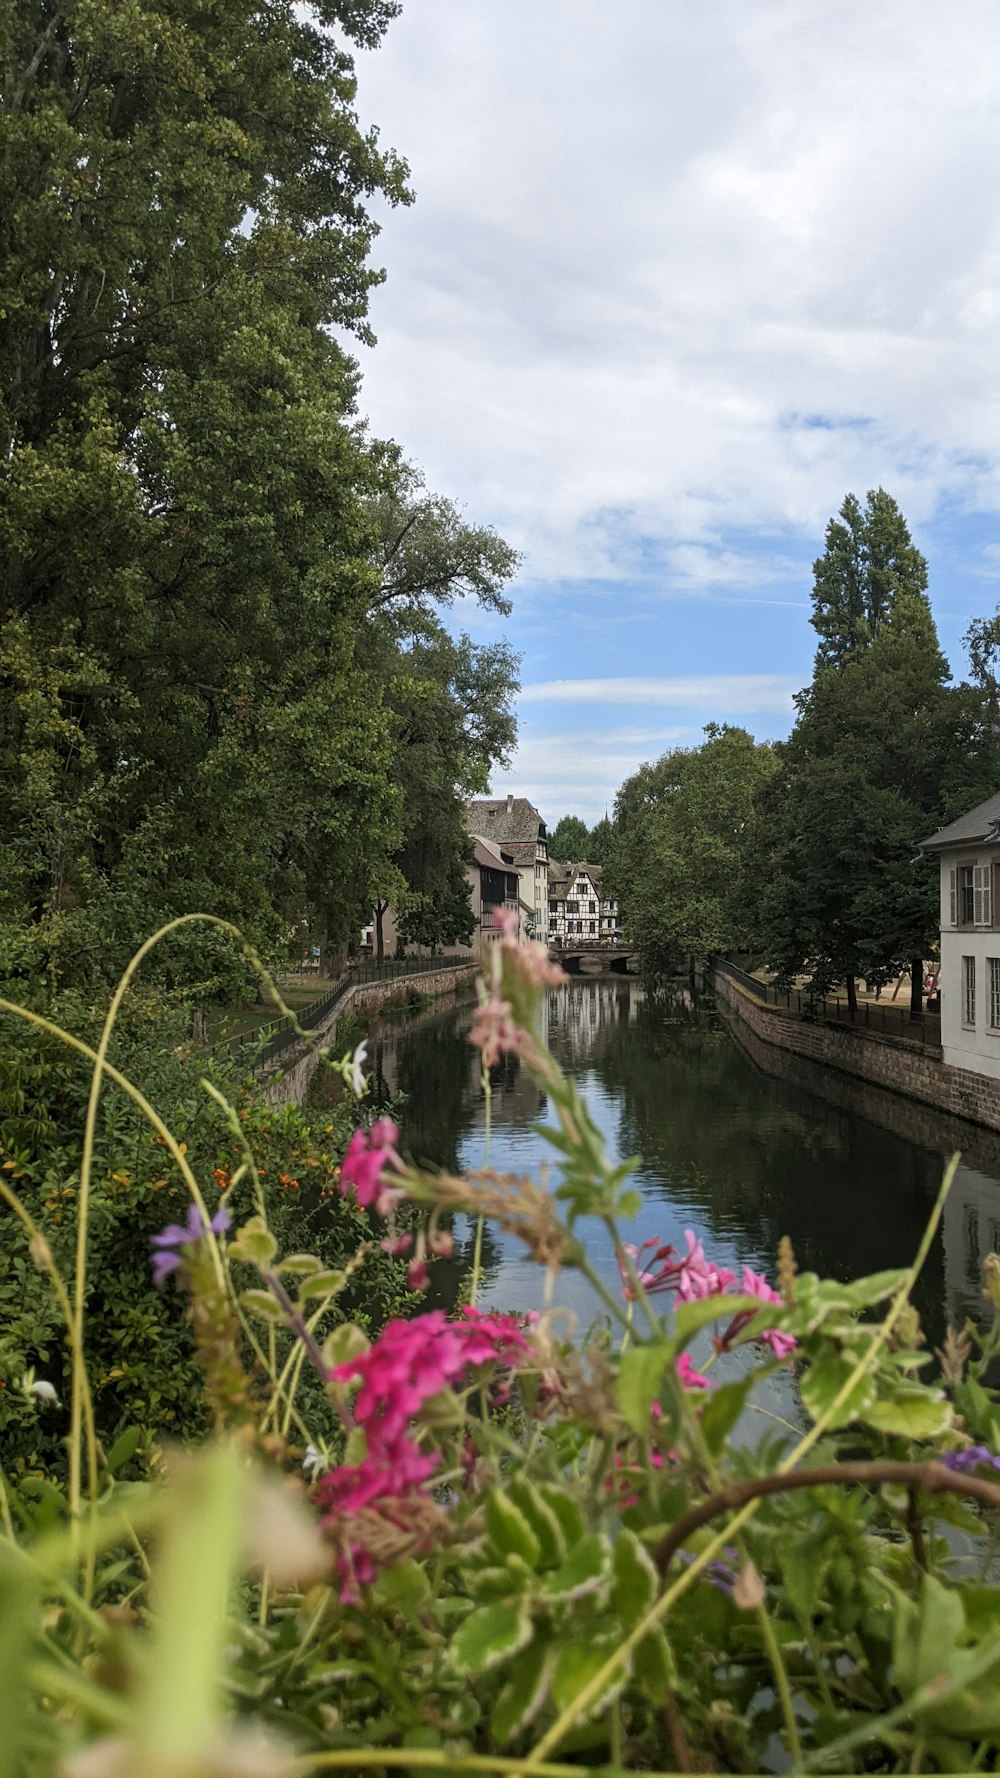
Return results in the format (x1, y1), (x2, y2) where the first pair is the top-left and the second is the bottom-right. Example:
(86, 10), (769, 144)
(329, 979), (1000, 1353)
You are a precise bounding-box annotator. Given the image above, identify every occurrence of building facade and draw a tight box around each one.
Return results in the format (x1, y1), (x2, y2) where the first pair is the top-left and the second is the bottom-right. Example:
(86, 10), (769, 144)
(922, 792), (1000, 1079)
(548, 861), (622, 946)
(465, 795), (549, 940)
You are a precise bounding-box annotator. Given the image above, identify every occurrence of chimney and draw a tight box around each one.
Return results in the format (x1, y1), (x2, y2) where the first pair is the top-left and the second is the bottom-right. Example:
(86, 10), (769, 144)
(506, 793), (513, 813)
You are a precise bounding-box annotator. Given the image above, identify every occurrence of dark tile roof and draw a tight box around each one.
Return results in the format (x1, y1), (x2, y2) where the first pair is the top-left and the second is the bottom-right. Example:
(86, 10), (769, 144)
(465, 797), (547, 847)
(472, 837), (515, 870)
(920, 792), (1000, 851)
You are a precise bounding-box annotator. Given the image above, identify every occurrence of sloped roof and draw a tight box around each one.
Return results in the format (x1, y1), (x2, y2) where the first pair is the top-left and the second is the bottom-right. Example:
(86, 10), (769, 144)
(472, 836), (516, 870)
(548, 861), (604, 900)
(920, 792), (1000, 852)
(465, 796), (546, 846)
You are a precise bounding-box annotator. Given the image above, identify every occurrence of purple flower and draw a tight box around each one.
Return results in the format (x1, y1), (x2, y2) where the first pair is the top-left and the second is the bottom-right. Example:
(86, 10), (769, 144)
(940, 1445), (1000, 1475)
(150, 1203), (230, 1286)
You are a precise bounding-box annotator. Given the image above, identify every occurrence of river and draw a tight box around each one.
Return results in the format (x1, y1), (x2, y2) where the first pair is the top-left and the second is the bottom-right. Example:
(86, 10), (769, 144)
(316, 978), (1000, 1353)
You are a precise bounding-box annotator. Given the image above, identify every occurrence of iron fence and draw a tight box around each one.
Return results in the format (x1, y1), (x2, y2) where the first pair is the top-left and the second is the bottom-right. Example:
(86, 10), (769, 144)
(710, 956), (941, 1048)
(218, 952), (473, 1075)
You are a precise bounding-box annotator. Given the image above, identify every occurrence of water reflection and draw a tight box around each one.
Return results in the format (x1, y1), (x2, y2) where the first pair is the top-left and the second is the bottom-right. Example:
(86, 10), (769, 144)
(322, 981), (1000, 1348)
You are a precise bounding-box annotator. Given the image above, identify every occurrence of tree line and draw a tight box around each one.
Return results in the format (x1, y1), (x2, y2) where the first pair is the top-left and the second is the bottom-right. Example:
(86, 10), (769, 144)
(604, 489), (1000, 1013)
(0, 0), (519, 1008)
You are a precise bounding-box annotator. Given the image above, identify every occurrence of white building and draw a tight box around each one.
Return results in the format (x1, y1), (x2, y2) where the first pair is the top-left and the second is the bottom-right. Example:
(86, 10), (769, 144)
(464, 795), (550, 941)
(548, 861), (622, 946)
(921, 793), (1000, 1078)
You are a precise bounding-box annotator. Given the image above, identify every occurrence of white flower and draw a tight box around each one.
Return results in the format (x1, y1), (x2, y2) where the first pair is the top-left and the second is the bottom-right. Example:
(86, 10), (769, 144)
(24, 1376), (59, 1407)
(346, 1039), (368, 1099)
(302, 1443), (331, 1480)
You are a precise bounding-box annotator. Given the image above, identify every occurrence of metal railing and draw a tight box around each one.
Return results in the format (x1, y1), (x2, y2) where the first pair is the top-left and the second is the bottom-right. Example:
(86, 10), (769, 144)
(710, 956), (942, 1048)
(219, 953), (474, 1074)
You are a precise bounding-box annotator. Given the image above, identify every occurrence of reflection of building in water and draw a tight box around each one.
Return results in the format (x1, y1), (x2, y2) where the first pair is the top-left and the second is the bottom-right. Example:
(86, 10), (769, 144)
(942, 1165), (1000, 1312)
(547, 980), (641, 1060)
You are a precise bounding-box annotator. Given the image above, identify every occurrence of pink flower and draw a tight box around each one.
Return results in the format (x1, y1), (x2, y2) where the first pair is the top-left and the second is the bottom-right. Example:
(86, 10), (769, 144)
(380, 1233), (413, 1257)
(492, 906), (520, 937)
(318, 1310), (530, 1594)
(715, 1268), (796, 1360)
(676, 1352), (712, 1390)
(406, 1257), (429, 1292)
(469, 994), (525, 1068)
(339, 1118), (402, 1211)
(618, 1230), (735, 1302)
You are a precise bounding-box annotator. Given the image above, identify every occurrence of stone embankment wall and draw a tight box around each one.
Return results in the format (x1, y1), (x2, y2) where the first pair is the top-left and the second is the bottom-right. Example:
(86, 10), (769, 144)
(709, 966), (1000, 1136)
(264, 963), (479, 1105)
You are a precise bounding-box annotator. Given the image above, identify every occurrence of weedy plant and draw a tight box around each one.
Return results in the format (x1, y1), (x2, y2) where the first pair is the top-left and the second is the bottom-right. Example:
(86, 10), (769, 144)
(4, 915), (1000, 1775)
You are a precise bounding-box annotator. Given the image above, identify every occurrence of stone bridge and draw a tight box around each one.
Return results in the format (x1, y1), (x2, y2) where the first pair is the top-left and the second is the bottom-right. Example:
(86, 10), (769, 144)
(550, 947), (640, 976)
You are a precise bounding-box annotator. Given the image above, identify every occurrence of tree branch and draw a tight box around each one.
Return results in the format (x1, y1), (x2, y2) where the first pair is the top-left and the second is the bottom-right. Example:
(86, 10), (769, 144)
(654, 1460), (1000, 1573)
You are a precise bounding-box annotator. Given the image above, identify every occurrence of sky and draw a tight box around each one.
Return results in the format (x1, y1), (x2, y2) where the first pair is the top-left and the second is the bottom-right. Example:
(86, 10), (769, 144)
(351, 0), (1000, 826)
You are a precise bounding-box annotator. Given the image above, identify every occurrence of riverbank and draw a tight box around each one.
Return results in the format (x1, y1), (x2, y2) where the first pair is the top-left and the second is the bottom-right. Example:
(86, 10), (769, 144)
(708, 959), (1000, 1136)
(263, 959), (479, 1104)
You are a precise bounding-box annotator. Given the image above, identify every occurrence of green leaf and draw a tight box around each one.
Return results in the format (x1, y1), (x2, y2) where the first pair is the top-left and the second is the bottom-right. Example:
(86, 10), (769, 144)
(323, 1324), (369, 1369)
(104, 1426), (141, 1476)
(799, 1345), (877, 1430)
(633, 1627), (673, 1705)
(541, 1533), (612, 1605)
(616, 1344), (672, 1433)
(228, 1216), (277, 1267)
(781, 1530), (830, 1623)
(373, 1559), (431, 1619)
(506, 1479), (566, 1567)
(537, 1484), (585, 1547)
(699, 1378), (753, 1455)
(298, 1268), (347, 1302)
(863, 1384), (951, 1439)
(450, 1604), (532, 1677)
(611, 1529), (657, 1627)
(492, 1644), (556, 1743)
(673, 1293), (764, 1343)
(893, 1573), (965, 1697)
(484, 1491), (542, 1567)
(551, 1639), (628, 1719)
(839, 1269), (907, 1309)
(277, 1253), (323, 1277)
(239, 1288), (286, 1326)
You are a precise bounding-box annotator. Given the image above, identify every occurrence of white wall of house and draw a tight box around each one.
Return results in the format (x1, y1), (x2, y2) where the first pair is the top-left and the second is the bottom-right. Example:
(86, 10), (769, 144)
(938, 848), (1000, 1078)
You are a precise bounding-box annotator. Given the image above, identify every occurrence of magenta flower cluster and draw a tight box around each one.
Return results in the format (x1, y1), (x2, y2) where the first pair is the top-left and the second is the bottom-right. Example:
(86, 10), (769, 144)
(338, 1116), (403, 1211)
(619, 1230), (796, 1360)
(317, 1307), (529, 1598)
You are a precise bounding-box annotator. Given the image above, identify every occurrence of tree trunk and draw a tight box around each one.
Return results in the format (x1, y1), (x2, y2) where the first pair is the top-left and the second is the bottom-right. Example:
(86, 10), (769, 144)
(375, 901), (386, 963)
(846, 973), (857, 1021)
(910, 956), (923, 1019)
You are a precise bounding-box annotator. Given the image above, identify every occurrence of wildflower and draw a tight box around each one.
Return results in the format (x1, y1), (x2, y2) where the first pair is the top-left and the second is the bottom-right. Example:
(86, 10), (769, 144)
(676, 1352), (711, 1390)
(491, 906), (520, 938)
(23, 1375), (59, 1407)
(150, 1203), (230, 1287)
(940, 1444), (1000, 1475)
(347, 1039), (368, 1099)
(469, 994), (525, 1069)
(338, 1117), (402, 1211)
(714, 1267), (797, 1360)
(406, 1257), (429, 1292)
(618, 1230), (735, 1302)
(380, 1232), (413, 1257)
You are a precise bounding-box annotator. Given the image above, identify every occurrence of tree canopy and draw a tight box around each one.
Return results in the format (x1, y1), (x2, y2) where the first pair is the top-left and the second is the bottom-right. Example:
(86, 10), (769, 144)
(0, 0), (519, 997)
(606, 725), (778, 978)
(548, 816), (591, 862)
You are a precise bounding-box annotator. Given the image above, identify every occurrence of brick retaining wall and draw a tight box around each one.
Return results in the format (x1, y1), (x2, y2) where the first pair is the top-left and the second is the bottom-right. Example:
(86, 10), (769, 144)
(709, 966), (1000, 1135)
(264, 963), (479, 1105)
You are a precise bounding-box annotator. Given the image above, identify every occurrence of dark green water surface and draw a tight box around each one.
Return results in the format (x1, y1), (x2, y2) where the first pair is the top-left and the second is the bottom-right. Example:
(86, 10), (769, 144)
(336, 980), (1000, 1353)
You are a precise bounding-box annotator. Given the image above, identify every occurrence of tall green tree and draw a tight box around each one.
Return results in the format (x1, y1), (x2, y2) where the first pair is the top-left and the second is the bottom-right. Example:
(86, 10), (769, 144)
(0, 0), (424, 992)
(548, 816), (590, 862)
(760, 493), (996, 1015)
(586, 816), (613, 866)
(606, 725), (778, 979)
(811, 487), (930, 668)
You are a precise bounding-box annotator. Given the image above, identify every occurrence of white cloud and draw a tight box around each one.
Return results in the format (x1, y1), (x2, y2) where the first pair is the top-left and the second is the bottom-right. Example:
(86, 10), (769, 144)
(489, 725), (700, 826)
(354, 0), (1000, 585)
(518, 675), (799, 712)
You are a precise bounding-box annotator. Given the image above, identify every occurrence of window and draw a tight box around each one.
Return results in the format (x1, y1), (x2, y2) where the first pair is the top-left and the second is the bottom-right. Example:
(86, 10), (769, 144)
(990, 958), (1000, 1030)
(964, 955), (976, 1027)
(952, 863), (992, 927)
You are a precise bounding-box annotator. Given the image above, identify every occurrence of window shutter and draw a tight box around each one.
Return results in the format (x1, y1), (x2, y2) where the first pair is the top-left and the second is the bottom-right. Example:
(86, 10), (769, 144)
(950, 868), (957, 927)
(975, 865), (990, 926)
